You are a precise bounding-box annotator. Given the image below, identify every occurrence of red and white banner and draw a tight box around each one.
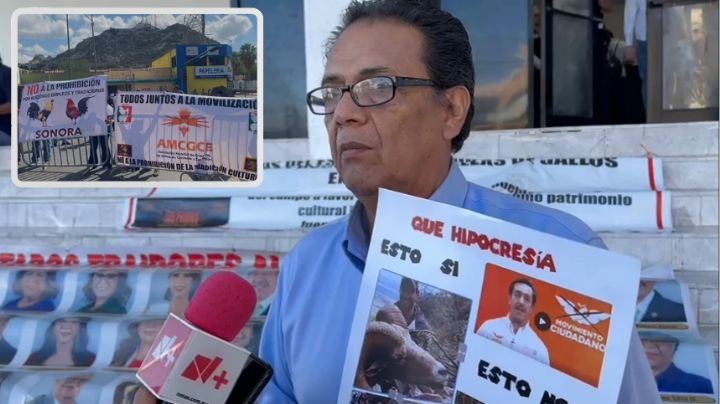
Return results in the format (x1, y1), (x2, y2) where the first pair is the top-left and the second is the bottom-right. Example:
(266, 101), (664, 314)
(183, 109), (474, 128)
(18, 76), (109, 142)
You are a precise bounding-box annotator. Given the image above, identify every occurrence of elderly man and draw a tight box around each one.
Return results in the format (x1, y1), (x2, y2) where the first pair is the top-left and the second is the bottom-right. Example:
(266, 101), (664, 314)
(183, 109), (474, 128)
(636, 280), (687, 323)
(477, 279), (549, 365)
(258, 1), (660, 403)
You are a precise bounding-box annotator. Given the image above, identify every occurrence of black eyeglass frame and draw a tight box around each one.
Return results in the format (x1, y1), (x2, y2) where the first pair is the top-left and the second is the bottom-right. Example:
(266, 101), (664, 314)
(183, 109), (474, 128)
(306, 75), (440, 115)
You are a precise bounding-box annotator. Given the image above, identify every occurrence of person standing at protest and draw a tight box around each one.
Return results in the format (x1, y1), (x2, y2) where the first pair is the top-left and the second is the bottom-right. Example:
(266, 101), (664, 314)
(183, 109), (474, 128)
(256, 1), (660, 403)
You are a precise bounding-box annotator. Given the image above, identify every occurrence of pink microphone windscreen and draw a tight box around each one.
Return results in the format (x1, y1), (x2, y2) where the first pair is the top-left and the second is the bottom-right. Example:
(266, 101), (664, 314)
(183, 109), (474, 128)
(184, 271), (257, 342)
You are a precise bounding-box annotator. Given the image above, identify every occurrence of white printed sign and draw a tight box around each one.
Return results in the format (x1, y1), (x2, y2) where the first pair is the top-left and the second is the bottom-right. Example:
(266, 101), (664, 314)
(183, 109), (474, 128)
(195, 66), (231, 78)
(18, 76), (109, 142)
(113, 91), (258, 181)
(125, 190), (671, 232)
(337, 189), (640, 403)
(146, 157), (664, 198)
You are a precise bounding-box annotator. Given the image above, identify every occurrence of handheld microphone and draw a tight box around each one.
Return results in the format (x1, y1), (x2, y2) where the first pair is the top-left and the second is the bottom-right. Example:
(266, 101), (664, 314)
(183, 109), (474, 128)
(136, 271), (273, 404)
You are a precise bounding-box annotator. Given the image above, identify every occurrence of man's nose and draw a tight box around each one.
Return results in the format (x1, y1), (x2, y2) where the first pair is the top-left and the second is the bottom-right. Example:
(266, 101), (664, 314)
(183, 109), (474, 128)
(332, 91), (366, 124)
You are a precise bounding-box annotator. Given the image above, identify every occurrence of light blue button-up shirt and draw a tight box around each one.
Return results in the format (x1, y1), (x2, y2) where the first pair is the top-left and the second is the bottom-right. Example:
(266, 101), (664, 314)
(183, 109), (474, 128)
(259, 162), (660, 404)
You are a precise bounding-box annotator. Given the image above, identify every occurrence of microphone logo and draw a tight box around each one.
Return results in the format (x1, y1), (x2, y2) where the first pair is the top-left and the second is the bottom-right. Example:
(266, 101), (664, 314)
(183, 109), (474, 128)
(181, 354), (230, 390)
(151, 335), (178, 367)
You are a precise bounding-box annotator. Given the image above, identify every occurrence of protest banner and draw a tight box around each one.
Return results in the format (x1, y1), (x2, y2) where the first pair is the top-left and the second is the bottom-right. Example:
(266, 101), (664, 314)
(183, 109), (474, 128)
(113, 91), (258, 181)
(338, 189), (641, 403)
(124, 190), (670, 232)
(18, 76), (108, 142)
(145, 157), (664, 198)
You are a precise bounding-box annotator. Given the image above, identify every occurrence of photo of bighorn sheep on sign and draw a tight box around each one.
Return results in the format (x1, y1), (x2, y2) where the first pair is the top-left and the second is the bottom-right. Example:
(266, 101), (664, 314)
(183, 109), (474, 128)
(353, 272), (472, 403)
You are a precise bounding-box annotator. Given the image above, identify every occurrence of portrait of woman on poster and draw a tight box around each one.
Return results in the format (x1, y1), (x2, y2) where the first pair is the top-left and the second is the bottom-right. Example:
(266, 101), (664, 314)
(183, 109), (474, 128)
(113, 380), (141, 404)
(232, 322), (262, 355)
(147, 271), (201, 317)
(111, 319), (164, 368)
(25, 317), (96, 367)
(77, 271), (131, 314)
(2, 270), (58, 312)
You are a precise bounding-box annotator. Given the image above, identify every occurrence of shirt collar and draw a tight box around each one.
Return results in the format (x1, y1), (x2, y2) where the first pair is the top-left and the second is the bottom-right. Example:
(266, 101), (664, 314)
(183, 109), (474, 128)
(505, 315), (529, 335)
(344, 161), (469, 264)
(636, 289), (655, 317)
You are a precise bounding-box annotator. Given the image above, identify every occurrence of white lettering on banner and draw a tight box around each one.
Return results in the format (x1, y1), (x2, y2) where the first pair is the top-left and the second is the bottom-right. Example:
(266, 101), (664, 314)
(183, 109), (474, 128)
(147, 157), (663, 199)
(34, 127), (83, 139)
(157, 139), (213, 152)
(129, 191), (669, 233)
(195, 66), (231, 77)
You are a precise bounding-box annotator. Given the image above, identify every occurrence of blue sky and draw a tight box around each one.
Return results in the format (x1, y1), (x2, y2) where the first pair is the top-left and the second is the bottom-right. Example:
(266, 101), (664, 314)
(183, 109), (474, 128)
(17, 13), (257, 63)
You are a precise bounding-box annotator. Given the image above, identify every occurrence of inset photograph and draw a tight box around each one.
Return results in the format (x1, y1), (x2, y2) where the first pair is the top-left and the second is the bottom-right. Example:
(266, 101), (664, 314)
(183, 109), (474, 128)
(24, 317), (98, 368)
(635, 279), (690, 328)
(25, 373), (95, 404)
(231, 320), (263, 355)
(1, 270), (63, 313)
(12, 9), (262, 186)
(353, 270), (472, 403)
(640, 332), (715, 396)
(111, 319), (165, 369)
(144, 270), (203, 318)
(475, 263), (613, 387)
(0, 315), (22, 366)
(72, 271), (136, 315)
(247, 269), (279, 317)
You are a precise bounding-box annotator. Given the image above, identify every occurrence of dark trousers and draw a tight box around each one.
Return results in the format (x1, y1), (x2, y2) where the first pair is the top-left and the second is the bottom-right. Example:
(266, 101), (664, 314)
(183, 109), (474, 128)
(31, 140), (50, 163)
(88, 135), (110, 167)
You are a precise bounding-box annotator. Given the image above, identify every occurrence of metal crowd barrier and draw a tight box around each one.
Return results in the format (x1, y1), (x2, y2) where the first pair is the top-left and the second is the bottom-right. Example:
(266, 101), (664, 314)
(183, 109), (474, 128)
(18, 135), (113, 168)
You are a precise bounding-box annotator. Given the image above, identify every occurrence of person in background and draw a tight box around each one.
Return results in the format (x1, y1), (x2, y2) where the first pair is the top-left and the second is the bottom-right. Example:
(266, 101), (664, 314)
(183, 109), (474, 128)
(25, 317), (96, 367)
(3, 270), (58, 312)
(0, 54), (10, 146)
(0, 316), (17, 365)
(625, 0), (648, 110)
(29, 375), (92, 404)
(249, 269), (279, 317)
(641, 333), (713, 394)
(88, 97), (113, 170)
(636, 280), (686, 323)
(111, 319), (164, 368)
(147, 270), (201, 317)
(77, 271), (131, 314)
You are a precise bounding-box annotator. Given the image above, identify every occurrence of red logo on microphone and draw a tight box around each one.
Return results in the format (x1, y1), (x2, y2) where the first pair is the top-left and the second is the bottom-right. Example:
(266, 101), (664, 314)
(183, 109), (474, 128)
(181, 355), (230, 390)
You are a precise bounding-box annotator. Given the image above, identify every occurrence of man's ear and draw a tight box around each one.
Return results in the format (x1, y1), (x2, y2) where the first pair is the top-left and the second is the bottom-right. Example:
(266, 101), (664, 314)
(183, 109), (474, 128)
(440, 85), (472, 142)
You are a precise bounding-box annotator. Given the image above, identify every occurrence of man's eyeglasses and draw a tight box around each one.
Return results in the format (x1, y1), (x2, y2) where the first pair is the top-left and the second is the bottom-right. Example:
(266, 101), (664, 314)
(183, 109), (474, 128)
(306, 75), (438, 115)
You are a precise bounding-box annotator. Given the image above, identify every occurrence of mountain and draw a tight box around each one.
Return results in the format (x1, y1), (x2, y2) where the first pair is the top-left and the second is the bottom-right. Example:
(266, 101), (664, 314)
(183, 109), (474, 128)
(24, 23), (220, 71)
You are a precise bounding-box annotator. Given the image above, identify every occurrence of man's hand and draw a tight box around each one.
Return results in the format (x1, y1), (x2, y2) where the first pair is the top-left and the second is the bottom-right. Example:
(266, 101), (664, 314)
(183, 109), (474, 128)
(626, 46), (638, 65)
